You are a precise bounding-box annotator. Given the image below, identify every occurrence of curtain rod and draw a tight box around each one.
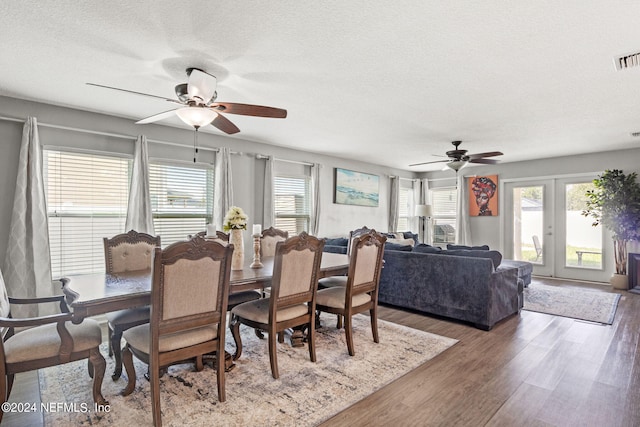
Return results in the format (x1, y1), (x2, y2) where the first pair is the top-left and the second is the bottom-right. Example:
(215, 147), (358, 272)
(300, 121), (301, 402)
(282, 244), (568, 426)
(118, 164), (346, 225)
(389, 176), (417, 182)
(0, 115), (232, 154)
(255, 154), (314, 166)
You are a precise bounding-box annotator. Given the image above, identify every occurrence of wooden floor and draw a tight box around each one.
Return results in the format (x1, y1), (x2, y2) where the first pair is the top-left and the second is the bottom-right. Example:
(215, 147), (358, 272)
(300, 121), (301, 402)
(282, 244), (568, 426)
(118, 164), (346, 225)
(4, 277), (639, 426)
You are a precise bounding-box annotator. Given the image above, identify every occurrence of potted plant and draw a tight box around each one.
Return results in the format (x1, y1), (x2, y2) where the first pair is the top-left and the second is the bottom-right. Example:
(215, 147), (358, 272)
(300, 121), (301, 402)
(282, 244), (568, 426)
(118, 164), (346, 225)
(582, 169), (640, 289)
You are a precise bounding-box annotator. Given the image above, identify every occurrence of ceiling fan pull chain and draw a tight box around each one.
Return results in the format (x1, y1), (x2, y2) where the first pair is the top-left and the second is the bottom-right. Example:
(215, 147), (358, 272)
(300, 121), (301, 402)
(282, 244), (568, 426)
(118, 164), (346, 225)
(193, 127), (199, 163)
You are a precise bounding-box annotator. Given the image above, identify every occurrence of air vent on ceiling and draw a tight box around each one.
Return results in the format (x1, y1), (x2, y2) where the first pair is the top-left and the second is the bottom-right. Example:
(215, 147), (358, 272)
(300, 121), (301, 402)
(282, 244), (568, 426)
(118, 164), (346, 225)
(614, 52), (640, 70)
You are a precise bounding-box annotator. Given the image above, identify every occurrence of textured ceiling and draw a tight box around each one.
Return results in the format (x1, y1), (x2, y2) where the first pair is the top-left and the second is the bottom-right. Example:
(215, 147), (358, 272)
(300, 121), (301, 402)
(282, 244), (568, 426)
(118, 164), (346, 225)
(1, 1), (640, 171)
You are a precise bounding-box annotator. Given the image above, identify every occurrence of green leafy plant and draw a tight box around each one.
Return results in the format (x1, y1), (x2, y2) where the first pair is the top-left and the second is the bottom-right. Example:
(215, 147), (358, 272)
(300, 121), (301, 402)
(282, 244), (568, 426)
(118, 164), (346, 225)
(582, 169), (640, 274)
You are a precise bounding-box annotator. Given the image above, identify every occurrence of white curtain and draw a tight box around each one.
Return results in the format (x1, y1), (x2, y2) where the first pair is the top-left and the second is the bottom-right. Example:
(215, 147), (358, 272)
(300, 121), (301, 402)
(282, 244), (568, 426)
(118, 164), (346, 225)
(411, 179), (421, 233)
(262, 156), (274, 229)
(3, 117), (54, 317)
(125, 135), (154, 234)
(310, 163), (321, 235)
(420, 178), (432, 245)
(388, 176), (400, 232)
(455, 174), (472, 245)
(214, 147), (233, 228)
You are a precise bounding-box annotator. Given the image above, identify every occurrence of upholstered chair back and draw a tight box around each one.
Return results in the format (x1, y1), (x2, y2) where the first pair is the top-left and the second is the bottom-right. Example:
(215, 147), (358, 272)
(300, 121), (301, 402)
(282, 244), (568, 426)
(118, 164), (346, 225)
(348, 230), (386, 294)
(0, 268), (10, 320)
(270, 232), (324, 309)
(152, 237), (233, 327)
(347, 226), (371, 256)
(104, 230), (161, 274)
(260, 227), (289, 257)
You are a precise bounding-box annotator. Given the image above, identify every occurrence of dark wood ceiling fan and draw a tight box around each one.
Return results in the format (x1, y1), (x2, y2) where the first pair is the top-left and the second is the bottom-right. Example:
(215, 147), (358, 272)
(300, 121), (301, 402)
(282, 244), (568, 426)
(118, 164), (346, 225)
(87, 67), (287, 135)
(409, 141), (503, 171)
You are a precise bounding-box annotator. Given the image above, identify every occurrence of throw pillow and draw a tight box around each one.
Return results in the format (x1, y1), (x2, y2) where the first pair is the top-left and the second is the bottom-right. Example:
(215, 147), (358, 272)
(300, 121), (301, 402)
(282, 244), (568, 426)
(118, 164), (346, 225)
(384, 242), (413, 251)
(443, 249), (502, 269)
(325, 237), (349, 247)
(402, 231), (420, 246)
(386, 237), (416, 247)
(447, 244), (490, 251)
(412, 244), (442, 254)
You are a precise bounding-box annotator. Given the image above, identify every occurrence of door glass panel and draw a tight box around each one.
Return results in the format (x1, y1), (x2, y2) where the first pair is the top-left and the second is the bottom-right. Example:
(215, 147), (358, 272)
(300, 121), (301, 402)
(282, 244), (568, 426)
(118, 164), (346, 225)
(512, 186), (544, 263)
(565, 182), (602, 269)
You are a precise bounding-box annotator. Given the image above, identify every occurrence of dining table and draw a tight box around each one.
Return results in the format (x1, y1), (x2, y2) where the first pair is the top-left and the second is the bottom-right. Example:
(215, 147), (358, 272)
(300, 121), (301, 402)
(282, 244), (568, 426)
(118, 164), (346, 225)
(61, 252), (349, 323)
(60, 251), (348, 375)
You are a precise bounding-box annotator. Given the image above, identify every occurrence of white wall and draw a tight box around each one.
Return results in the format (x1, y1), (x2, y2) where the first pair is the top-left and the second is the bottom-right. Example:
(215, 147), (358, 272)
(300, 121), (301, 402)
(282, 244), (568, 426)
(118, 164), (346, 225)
(424, 148), (640, 253)
(0, 96), (413, 263)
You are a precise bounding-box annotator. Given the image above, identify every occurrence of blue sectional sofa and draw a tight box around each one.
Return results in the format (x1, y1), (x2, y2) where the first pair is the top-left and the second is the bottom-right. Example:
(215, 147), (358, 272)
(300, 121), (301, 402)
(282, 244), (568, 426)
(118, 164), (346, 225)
(378, 249), (522, 330)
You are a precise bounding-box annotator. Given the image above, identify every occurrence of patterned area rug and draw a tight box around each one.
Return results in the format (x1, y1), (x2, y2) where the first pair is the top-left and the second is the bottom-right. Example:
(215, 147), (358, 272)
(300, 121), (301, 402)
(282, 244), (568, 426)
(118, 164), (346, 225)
(524, 283), (621, 324)
(40, 313), (457, 426)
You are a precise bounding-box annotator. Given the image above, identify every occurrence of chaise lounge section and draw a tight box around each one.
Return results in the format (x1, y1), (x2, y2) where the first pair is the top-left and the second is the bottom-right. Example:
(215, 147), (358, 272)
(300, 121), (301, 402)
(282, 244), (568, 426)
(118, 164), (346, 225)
(378, 249), (521, 330)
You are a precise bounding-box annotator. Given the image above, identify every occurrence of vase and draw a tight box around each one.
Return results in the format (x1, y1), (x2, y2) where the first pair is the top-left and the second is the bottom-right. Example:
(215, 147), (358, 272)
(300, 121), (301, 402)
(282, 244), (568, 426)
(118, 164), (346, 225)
(610, 273), (628, 290)
(230, 229), (245, 270)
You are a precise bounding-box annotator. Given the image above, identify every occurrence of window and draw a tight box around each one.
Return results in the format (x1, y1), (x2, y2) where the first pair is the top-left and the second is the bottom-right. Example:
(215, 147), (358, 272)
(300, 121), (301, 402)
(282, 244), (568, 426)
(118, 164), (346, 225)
(274, 175), (310, 235)
(431, 187), (457, 245)
(149, 161), (214, 247)
(397, 186), (412, 232)
(45, 149), (131, 277)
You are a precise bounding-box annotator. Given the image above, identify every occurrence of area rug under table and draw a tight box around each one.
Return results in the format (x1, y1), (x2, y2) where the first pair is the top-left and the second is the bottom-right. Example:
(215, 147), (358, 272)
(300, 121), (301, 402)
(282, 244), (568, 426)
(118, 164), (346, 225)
(40, 313), (457, 426)
(524, 283), (621, 324)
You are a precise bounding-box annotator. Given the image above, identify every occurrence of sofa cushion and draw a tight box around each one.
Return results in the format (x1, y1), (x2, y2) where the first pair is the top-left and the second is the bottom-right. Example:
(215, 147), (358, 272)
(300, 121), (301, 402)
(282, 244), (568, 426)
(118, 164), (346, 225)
(443, 249), (502, 269)
(384, 242), (413, 251)
(447, 244), (490, 250)
(412, 244), (442, 254)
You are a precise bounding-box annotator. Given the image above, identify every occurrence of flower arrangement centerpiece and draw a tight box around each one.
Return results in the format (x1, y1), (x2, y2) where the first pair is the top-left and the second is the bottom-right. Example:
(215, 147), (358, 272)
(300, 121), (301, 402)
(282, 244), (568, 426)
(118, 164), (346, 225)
(223, 206), (248, 231)
(223, 206), (248, 270)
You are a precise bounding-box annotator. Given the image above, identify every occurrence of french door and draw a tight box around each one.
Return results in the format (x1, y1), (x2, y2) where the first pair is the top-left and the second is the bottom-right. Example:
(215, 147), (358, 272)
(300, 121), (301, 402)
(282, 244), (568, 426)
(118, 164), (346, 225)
(503, 176), (611, 282)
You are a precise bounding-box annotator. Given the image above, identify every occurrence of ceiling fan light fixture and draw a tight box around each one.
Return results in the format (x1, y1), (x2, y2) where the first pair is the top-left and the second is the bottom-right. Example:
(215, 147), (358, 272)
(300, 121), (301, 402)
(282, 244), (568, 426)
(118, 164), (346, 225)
(447, 160), (467, 172)
(176, 107), (217, 128)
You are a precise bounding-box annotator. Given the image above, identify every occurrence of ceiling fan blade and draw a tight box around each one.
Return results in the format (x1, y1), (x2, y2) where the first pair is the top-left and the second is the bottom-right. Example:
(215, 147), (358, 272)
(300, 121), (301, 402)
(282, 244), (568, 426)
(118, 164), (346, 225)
(187, 68), (217, 104)
(467, 151), (503, 159)
(87, 83), (180, 104)
(136, 109), (178, 124)
(209, 113), (240, 135)
(469, 158), (500, 164)
(409, 159), (450, 167)
(211, 102), (287, 118)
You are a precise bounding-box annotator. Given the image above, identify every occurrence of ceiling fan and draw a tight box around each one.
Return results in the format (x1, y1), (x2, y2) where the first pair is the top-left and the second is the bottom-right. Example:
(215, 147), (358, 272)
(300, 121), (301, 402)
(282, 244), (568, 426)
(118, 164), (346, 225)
(409, 141), (503, 172)
(87, 67), (287, 135)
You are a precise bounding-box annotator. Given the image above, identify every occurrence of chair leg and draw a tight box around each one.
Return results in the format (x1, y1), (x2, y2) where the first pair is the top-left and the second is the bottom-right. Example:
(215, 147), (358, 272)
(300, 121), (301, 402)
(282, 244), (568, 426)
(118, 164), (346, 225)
(110, 328), (124, 381)
(0, 373), (6, 424)
(230, 315), (243, 361)
(5, 374), (14, 400)
(336, 314), (343, 329)
(107, 325), (114, 357)
(195, 355), (204, 372)
(150, 362), (162, 427)
(268, 329), (279, 379)
(345, 314), (355, 356)
(370, 306), (379, 343)
(87, 359), (94, 379)
(308, 320), (317, 363)
(121, 345), (136, 396)
(216, 342), (226, 402)
(89, 347), (108, 406)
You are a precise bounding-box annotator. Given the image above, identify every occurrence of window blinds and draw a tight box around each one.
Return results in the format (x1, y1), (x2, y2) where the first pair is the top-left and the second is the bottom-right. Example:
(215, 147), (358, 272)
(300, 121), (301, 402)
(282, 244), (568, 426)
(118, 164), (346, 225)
(45, 150), (131, 277)
(274, 176), (310, 235)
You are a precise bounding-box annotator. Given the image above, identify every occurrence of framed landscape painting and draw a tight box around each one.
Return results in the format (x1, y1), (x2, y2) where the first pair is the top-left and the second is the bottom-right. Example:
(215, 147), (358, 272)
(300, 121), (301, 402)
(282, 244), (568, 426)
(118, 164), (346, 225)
(333, 168), (379, 207)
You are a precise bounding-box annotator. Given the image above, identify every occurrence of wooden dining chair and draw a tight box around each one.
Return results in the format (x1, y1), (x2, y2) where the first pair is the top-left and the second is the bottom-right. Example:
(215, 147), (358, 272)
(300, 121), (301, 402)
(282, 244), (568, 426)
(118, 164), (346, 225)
(230, 232), (324, 379)
(318, 225), (371, 290)
(0, 268), (107, 423)
(315, 230), (386, 356)
(260, 227), (289, 257)
(121, 236), (233, 427)
(103, 230), (161, 380)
